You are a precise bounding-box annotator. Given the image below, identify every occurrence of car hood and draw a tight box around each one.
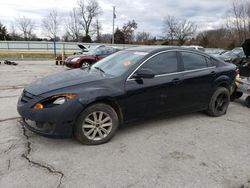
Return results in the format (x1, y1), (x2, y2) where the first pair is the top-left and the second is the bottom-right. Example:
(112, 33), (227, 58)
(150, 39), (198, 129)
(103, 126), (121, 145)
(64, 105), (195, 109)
(78, 44), (87, 50)
(25, 69), (108, 96)
(66, 54), (94, 61)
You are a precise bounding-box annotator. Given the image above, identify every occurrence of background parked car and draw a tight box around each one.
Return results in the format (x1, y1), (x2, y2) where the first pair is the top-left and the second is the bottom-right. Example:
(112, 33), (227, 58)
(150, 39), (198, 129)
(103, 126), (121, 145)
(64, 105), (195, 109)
(65, 45), (119, 69)
(216, 42), (250, 77)
(217, 47), (245, 63)
(55, 44), (88, 65)
(182, 45), (205, 51)
(205, 48), (228, 57)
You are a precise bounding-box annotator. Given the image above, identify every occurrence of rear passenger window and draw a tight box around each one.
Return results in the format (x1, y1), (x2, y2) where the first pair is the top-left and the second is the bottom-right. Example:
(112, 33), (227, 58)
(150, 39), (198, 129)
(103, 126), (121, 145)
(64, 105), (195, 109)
(140, 52), (178, 75)
(206, 57), (214, 67)
(181, 52), (207, 70)
(210, 58), (220, 66)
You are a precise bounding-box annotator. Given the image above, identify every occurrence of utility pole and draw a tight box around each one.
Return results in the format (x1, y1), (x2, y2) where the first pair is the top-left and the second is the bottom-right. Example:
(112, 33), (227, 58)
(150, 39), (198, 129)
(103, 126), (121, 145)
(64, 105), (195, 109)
(112, 6), (116, 44)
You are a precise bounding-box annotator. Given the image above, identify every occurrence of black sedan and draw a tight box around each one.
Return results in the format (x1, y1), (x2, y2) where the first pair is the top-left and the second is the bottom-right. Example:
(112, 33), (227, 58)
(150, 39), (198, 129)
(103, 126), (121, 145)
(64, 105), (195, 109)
(17, 47), (237, 145)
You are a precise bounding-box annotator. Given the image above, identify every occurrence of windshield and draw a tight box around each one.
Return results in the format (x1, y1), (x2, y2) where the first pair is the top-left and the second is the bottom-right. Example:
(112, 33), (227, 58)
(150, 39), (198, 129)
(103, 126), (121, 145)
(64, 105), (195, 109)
(86, 45), (104, 55)
(223, 50), (238, 56)
(90, 50), (148, 77)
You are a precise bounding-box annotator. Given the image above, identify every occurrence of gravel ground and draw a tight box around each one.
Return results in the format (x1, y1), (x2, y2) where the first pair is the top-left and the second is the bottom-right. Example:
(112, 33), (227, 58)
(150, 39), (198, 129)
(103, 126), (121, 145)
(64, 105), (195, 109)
(0, 61), (250, 188)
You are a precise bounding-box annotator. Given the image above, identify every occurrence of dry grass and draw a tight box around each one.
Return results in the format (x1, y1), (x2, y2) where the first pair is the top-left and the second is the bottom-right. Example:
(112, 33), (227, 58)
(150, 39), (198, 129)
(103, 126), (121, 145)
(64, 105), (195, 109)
(0, 50), (73, 60)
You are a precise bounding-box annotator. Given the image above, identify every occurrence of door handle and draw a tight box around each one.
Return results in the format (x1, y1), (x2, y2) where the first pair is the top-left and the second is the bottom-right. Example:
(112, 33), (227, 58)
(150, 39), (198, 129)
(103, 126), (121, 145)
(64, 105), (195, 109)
(172, 78), (182, 85)
(210, 71), (216, 77)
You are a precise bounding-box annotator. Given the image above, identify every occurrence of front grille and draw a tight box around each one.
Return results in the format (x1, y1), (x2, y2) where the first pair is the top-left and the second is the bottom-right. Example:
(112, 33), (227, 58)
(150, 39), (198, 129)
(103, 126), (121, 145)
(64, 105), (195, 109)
(21, 90), (35, 103)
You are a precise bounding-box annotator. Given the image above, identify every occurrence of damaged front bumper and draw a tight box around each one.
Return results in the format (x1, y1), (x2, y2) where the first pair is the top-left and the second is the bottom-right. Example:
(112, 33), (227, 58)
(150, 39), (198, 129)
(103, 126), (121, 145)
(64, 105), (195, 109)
(17, 91), (84, 138)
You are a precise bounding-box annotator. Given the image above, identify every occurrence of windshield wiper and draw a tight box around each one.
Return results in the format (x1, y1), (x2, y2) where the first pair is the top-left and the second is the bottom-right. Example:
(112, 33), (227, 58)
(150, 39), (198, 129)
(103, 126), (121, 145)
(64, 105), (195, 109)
(94, 66), (105, 74)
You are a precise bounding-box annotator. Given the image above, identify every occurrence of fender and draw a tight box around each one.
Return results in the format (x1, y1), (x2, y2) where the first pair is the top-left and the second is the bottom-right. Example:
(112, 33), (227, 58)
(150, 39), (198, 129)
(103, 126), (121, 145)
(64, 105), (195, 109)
(77, 87), (124, 106)
(212, 75), (233, 92)
(77, 87), (124, 124)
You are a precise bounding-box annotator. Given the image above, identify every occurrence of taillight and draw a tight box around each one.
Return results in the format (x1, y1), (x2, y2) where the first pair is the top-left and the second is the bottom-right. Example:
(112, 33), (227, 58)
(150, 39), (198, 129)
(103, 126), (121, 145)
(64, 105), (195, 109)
(235, 67), (240, 74)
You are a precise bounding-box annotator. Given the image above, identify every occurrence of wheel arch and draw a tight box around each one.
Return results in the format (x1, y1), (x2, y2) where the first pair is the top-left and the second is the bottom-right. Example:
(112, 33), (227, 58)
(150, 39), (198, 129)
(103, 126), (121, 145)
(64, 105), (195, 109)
(213, 75), (233, 93)
(77, 97), (124, 126)
(80, 58), (94, 65)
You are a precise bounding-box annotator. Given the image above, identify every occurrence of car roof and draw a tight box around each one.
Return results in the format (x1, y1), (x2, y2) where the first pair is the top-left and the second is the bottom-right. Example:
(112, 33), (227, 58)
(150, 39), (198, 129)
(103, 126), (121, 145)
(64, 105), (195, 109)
(126, 46), (208, 55)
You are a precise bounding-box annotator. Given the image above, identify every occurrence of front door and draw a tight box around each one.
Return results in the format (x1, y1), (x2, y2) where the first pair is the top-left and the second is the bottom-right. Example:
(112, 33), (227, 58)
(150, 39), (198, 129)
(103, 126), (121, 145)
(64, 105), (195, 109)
(123, 51), (184, 122)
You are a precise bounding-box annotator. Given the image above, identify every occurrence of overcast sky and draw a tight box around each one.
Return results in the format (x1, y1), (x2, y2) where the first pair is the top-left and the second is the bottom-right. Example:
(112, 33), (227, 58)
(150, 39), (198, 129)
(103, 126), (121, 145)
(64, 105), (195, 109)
(0, 0), (232, 38)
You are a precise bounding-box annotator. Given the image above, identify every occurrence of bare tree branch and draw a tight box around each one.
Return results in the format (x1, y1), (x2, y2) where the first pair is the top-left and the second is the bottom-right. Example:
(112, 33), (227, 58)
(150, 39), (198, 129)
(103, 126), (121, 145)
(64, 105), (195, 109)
(92, 19), (102, 42)
(42, 10), (61, 39)
(163, 16), (196, 45)
(65, 8), (82, 41)
(122, 20), (137, 44)
(78, 0), (102, 37)
(227, 0), (250, 44)
(163, 16), (178, 44)
(16, 17), (35, 40)
(136, 32), (152, 44)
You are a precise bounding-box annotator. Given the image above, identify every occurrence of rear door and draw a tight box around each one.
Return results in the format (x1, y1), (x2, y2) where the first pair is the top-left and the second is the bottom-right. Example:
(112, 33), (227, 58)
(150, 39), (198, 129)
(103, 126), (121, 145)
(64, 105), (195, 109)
(179, 51), (216, 109)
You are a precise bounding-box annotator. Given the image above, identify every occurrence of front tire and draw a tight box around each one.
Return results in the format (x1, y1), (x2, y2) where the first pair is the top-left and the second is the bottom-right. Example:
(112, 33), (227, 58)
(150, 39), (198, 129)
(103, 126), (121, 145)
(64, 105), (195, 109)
(80, 61), (90, 69)
(206, 87), (230, 117)
(74, 103), (119, 145)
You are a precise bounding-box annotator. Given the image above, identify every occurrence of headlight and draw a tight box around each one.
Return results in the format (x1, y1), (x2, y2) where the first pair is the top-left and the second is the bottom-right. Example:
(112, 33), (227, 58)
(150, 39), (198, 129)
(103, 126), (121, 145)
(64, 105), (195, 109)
(33, 93), (77, 110)
(71, 57), (80, 62)
(53, 97), (66, 105)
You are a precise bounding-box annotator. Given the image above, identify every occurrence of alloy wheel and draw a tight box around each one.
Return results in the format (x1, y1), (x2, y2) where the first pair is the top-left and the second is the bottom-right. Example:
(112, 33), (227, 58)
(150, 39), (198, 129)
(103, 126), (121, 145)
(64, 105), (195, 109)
(81, 62), (90, 69)
(214, 93), (229, 113)
(82, 111), (113, 141)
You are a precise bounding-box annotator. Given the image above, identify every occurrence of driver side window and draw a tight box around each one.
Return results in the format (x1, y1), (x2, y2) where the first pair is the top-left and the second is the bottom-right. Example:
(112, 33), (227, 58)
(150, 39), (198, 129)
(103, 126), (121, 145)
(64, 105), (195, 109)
(140, 52), (178, 75)
(96, 47), (106, 55)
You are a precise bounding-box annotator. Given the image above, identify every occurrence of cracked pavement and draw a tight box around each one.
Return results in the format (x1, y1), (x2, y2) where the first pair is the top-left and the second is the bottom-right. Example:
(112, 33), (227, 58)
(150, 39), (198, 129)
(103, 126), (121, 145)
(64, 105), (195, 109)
(0, 61), (250, 188)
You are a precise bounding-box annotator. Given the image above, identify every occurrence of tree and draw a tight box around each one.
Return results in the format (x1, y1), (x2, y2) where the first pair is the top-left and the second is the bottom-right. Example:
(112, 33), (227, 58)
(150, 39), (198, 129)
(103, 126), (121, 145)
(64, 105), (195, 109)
(92, 19), (102, 42)
(163, 16), (178, 45)
(81, 35), (92, 42)
(114, 28), (125, 44)
(0, 22), (10, 40)
(78, 0), (102, 38)
(65, 8), (82, 41)
(16, 17), (35, 40)
(42, 10), (61, 39)
(227, 0), (250, 45)
(195, 28), (234, 49)
(122, 20), (137, 43)
(196, 32), (209, 47)
(136, 32), (152, 44)
(175, 19), (197, 45)
(99, 33), (112, 43)
(9, 23), (23, 41)
(163, 16), (196, 45)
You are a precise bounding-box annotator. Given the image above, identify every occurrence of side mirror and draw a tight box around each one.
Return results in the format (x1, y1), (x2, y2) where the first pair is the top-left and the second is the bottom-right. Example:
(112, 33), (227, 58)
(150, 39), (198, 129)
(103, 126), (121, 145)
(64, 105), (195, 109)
(133, 68), (155, 79)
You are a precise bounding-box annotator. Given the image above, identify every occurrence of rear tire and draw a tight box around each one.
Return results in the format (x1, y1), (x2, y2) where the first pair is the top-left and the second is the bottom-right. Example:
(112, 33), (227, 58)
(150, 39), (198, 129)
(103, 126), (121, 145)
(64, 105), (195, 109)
(245, 96), (250, 108)
(56, 61), (58, 65)
(206, 87), (230, 117)
(74, 103), (119, 145)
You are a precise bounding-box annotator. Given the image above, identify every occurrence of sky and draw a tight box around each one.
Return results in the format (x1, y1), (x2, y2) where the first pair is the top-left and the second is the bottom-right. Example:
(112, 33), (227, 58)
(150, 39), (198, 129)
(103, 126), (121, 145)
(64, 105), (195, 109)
(0, 0), (233, 38)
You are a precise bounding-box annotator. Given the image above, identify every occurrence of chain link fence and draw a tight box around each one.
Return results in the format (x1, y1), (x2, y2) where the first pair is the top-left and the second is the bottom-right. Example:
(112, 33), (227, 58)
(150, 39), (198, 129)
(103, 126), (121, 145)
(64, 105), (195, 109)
(0, 41), (140, 51)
